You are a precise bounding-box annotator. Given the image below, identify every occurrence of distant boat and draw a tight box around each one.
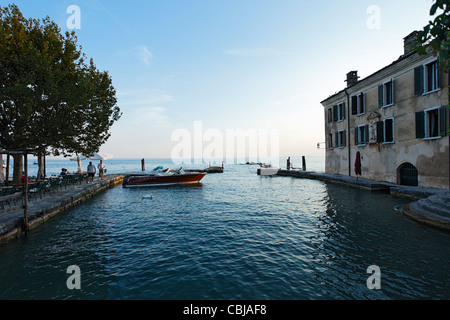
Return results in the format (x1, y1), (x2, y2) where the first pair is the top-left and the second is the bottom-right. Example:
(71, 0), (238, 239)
(257, 163), (279, 176)
(122, 167), (206, 188)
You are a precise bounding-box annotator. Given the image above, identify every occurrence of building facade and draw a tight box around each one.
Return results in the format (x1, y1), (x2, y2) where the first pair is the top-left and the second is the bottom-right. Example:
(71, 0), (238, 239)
(321, 31), (449, 189)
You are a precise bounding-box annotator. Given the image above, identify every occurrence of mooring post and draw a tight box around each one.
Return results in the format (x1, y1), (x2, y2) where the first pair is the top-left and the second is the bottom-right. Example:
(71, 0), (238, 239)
(302, 156), (306, 171)
(141, 158), (145, 171)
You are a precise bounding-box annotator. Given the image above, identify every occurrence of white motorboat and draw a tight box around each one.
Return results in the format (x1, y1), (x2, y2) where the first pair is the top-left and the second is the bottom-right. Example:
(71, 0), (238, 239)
(257, 164), (279, 176)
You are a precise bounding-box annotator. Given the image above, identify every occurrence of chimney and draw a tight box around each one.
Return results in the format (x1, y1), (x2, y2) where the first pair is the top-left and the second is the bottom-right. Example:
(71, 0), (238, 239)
(346, 71), (359, 87)
(404, 31), (419, 55)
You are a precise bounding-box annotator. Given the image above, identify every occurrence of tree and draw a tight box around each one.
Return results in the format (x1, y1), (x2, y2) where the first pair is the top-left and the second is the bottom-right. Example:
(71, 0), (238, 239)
(417, 0), (450, 69)
(0, 4), (121, 182)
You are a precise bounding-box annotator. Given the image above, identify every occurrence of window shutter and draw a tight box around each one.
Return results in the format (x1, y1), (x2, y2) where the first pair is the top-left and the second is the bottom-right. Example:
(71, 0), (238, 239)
(342, 130), (346, 147)
(414, 66), (424, 95)
(364, 125), (369, 144)
(378, 85), (384, 107)
(361, 93), (365, 114)
(342, 102), (346, 120)
(333, 105), (338, 122)
(335, 131), (339, 147)
(377, 121), (384, 143)
(415, 111), (425, 139)
(439, 106), (447, 137)
(354, 127), (359, 145)
(391, 79), (395, 104)
(437, 59), (441, 89)
(351, 96), (358, 115)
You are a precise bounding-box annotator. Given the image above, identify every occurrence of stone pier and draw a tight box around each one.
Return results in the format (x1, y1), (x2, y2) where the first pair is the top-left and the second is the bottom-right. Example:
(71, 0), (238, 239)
(0, 174), (125, 243)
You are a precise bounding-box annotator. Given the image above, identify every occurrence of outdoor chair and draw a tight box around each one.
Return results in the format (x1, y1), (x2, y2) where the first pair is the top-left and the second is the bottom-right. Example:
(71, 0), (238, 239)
(28, 181), (47, 200)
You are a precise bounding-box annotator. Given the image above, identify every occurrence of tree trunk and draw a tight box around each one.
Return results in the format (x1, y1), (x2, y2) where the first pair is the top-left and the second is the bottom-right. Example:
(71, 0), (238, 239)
(0, 153), (4, 183)
(36, 150), (45, 180)
(12, 153), (23, 184)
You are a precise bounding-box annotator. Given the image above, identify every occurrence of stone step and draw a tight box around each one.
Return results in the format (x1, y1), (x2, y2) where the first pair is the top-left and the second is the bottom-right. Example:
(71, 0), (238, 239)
(412, 201), (450, 223)
(417, 199), (450, 218)
(425, 194), (450, 211)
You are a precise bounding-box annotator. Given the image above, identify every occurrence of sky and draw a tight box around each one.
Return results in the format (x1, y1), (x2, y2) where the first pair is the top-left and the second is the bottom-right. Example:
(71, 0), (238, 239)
(2, 0), (437, 161)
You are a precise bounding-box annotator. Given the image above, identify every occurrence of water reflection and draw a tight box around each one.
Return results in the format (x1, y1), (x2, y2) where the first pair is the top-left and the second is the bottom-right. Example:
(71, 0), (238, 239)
(309, 183), (449, 299)
(0, 164), (449, 300)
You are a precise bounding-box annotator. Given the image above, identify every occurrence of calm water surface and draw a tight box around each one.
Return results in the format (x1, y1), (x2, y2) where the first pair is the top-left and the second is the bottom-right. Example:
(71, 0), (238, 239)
(0, 157), (449, 300)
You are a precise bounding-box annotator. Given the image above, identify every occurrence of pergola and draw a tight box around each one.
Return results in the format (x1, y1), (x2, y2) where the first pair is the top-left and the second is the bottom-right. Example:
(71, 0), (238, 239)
(1, 148), (37, 234)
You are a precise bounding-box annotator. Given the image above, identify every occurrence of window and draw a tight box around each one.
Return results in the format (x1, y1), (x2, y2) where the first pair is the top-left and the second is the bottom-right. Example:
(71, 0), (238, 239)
(327, 108), (333, 123)
(333, 102), (345, 122)
(335, 130), (346, 148)
(377, 118), (394, 143)
(327, 133), (333, 148)
(355, 125), (369, 145)
(415, 106), (447, 139)
(378, 79), (394, 108)
(425, 60), (439, 93)
(352, 93), (365, 115)
(415, 59), (440, 95)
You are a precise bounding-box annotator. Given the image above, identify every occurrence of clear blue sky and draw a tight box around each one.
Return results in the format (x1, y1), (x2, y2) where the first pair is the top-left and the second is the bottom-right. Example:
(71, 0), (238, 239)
(4, 0), (435, 160)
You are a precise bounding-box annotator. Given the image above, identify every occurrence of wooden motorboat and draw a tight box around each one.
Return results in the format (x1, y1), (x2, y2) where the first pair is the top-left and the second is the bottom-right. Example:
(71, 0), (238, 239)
(122, 168), (206, 188)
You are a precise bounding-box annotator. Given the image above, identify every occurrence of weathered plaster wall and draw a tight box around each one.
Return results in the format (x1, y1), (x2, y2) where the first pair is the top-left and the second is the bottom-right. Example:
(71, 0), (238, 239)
(322, 51), (449, 189)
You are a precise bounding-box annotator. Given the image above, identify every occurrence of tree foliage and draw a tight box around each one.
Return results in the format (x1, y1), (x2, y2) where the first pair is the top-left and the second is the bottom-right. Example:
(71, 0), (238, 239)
(417, 0), (450, 69)
(0, 4), (121, 159)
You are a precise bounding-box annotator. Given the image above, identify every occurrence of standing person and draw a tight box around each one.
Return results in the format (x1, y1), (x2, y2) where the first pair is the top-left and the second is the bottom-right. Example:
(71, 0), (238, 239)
(98, 160), (106, 180)
(87, 162), (96, 183)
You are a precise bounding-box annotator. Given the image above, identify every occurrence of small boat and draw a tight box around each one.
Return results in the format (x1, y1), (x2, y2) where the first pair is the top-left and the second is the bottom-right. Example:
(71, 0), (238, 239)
(257, 163), (279, 176)
(122, 167), (206, 188)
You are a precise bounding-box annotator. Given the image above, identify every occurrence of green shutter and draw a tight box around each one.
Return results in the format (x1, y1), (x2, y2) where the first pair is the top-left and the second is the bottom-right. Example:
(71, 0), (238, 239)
(437, 59), (441, 89)
(354, 127), (359, 145)
(333, 105), (338, 122)
(378, 84), (384, 107)
(439, 106), (447, 137)
(390, 79), (395, 104)
(414, 66), (424, 95)
(361, 93), (365, 114)
(342, 130), (346, 147)
(416, 111), (425, 139)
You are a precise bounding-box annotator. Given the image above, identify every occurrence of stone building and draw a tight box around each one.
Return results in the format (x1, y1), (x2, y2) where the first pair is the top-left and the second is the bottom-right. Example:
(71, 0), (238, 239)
(321, 31), (449, 189)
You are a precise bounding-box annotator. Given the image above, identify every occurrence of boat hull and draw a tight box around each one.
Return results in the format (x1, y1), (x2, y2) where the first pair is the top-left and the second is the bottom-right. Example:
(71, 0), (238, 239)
(122, 172), (206, 188)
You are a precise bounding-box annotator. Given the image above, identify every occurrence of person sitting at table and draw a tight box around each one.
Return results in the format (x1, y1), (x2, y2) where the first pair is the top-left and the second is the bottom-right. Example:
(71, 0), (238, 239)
(60, 168), (67, 176)
(21, 174), (31, 183)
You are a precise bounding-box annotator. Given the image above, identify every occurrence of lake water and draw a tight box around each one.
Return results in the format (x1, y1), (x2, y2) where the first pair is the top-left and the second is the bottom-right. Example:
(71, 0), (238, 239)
(0, 156), (449, 300)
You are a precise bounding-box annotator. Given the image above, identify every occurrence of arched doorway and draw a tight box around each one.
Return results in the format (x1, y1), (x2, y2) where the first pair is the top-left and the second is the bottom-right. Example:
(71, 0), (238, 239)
(398, 163), (418, 186)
